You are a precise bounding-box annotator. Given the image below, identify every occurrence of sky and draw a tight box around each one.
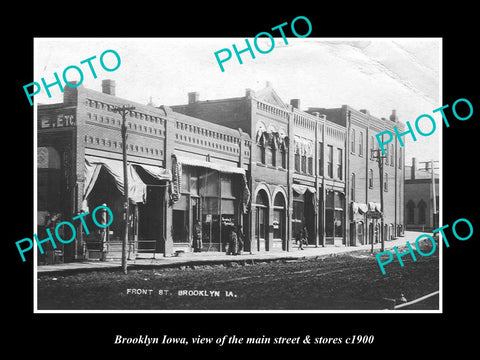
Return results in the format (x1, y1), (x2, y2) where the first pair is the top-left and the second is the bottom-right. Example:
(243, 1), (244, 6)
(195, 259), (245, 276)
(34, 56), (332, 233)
(34, 37), (441, 165)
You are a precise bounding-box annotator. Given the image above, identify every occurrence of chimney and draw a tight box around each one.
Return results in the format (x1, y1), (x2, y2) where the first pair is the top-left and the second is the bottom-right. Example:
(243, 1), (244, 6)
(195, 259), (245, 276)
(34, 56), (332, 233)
(245, 88), (255, 97)
(360, 109), (369, 115)
(290, 99), (301, 109)
(390, 109), (398, 122)
(411, 157), (417, 180)
(64, 82), (78, 105)
(188, 92), (199, 104)
(102, 79), (116, 96)
(266, 81), (272, 88)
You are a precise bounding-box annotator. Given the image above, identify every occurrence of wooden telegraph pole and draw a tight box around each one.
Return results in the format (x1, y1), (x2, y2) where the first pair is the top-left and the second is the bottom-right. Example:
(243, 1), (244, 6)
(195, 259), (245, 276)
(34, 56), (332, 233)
(112, 105), (135, 275)
(372, 148), (386, 252)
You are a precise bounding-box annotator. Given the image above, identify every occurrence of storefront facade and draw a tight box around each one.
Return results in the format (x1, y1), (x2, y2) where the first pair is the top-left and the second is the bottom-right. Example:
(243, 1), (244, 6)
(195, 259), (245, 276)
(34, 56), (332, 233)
(172, 84), (349, 250)
(310, 106), (405, 247)
(38, 81), (404, 262)
(38, 81), (173, 262)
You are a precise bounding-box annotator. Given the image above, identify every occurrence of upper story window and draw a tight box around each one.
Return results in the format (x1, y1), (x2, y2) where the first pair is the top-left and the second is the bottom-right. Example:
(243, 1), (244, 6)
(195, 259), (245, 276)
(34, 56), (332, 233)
(336, 148), (343, 180)
(359, 131), (364, 156)
(390, 144), (394, 166)
(327, 145), (333, 178)
(350, 129), (356, 154)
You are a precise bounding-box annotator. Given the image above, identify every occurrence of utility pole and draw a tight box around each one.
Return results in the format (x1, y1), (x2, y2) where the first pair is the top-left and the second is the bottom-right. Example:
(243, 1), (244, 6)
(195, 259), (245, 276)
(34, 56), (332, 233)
(112, 105), (135, 275)
(372, 148), (386, 252)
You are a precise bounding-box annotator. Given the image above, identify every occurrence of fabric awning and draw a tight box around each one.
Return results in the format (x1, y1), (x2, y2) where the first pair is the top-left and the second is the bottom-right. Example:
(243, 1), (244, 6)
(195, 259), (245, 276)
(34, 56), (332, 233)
(292, 184), (316, 195)
(133, 163), (172, 181)
(174, 154), (245, 175)
(84, 156), (147, 204)
(358, 203), (369, 214)
(368, 201), (382, 212)
(170, 154), (250, 213)
(352, 202), (369, 214)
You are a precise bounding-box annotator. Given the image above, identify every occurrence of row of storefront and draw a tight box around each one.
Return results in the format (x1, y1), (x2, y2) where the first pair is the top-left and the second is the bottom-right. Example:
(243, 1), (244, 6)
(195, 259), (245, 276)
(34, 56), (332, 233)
(37, 80), (404, 263)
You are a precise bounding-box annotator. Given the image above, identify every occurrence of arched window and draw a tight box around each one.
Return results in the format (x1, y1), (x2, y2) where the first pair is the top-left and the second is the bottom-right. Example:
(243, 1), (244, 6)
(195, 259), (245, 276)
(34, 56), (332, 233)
(301, 153), (307, 173)
(255, 189), (269, 251)
(273, 193), (286, 243)
(294, 149), (300, 172)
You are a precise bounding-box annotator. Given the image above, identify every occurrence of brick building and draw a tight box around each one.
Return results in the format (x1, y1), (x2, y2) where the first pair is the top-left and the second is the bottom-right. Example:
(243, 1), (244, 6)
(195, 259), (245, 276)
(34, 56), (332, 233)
(308, 106), (406, 246)
(172, 83), (348, 249)
(38, 80), (405, 263)
(404, 157), (439, 232)
(38, 80), (254, 263)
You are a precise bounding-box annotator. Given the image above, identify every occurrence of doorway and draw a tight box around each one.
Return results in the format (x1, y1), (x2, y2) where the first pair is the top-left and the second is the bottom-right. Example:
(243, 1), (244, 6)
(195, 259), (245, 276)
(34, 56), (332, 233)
(255, 190), (269, 251)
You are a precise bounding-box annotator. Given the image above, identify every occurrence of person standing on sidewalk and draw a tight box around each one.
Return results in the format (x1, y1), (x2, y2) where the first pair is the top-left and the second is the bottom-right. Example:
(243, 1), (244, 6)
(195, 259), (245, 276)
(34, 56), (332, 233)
(193, 221), (202, 253)
(98, 204), (109, 261)
(236, 225), (245, 255)
(298, 225), (308, 250)
(227, 226), (238, 255)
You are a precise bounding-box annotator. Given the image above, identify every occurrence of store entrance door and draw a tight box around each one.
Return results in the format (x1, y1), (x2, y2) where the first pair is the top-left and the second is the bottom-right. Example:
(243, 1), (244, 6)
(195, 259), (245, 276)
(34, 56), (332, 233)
(138, 186), (164, 253)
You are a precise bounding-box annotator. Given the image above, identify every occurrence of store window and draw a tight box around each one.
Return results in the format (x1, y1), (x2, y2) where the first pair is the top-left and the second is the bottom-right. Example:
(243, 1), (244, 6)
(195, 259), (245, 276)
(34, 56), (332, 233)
(325, 190), (344, 243)
(292, 191), (305, 240)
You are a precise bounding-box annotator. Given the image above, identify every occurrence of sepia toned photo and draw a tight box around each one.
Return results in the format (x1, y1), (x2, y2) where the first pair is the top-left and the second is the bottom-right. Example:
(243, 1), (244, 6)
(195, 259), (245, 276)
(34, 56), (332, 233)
(34, 38), (441, 312)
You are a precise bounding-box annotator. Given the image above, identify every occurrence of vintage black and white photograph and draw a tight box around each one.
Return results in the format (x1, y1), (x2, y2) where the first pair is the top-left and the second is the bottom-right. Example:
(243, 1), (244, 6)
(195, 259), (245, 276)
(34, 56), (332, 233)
(33, 37), (441, 312)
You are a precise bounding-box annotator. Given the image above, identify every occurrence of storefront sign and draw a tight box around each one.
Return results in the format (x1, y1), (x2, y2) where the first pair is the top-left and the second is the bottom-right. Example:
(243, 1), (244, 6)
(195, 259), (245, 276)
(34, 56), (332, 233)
(272, 220), (279, 229)
(365, 210), (382, 219)
(221, 216), (235, 226)
(39, 112), (76, 129)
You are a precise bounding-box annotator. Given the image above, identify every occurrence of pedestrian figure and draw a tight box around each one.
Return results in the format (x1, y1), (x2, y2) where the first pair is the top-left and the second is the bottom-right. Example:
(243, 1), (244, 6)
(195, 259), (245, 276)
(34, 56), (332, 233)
(227, 226), (238, 255)
(193, 221), (202, 253)
(98, 204), (108, 261)
(298, 225), (308, 250)
(236, 225), (245, 255)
